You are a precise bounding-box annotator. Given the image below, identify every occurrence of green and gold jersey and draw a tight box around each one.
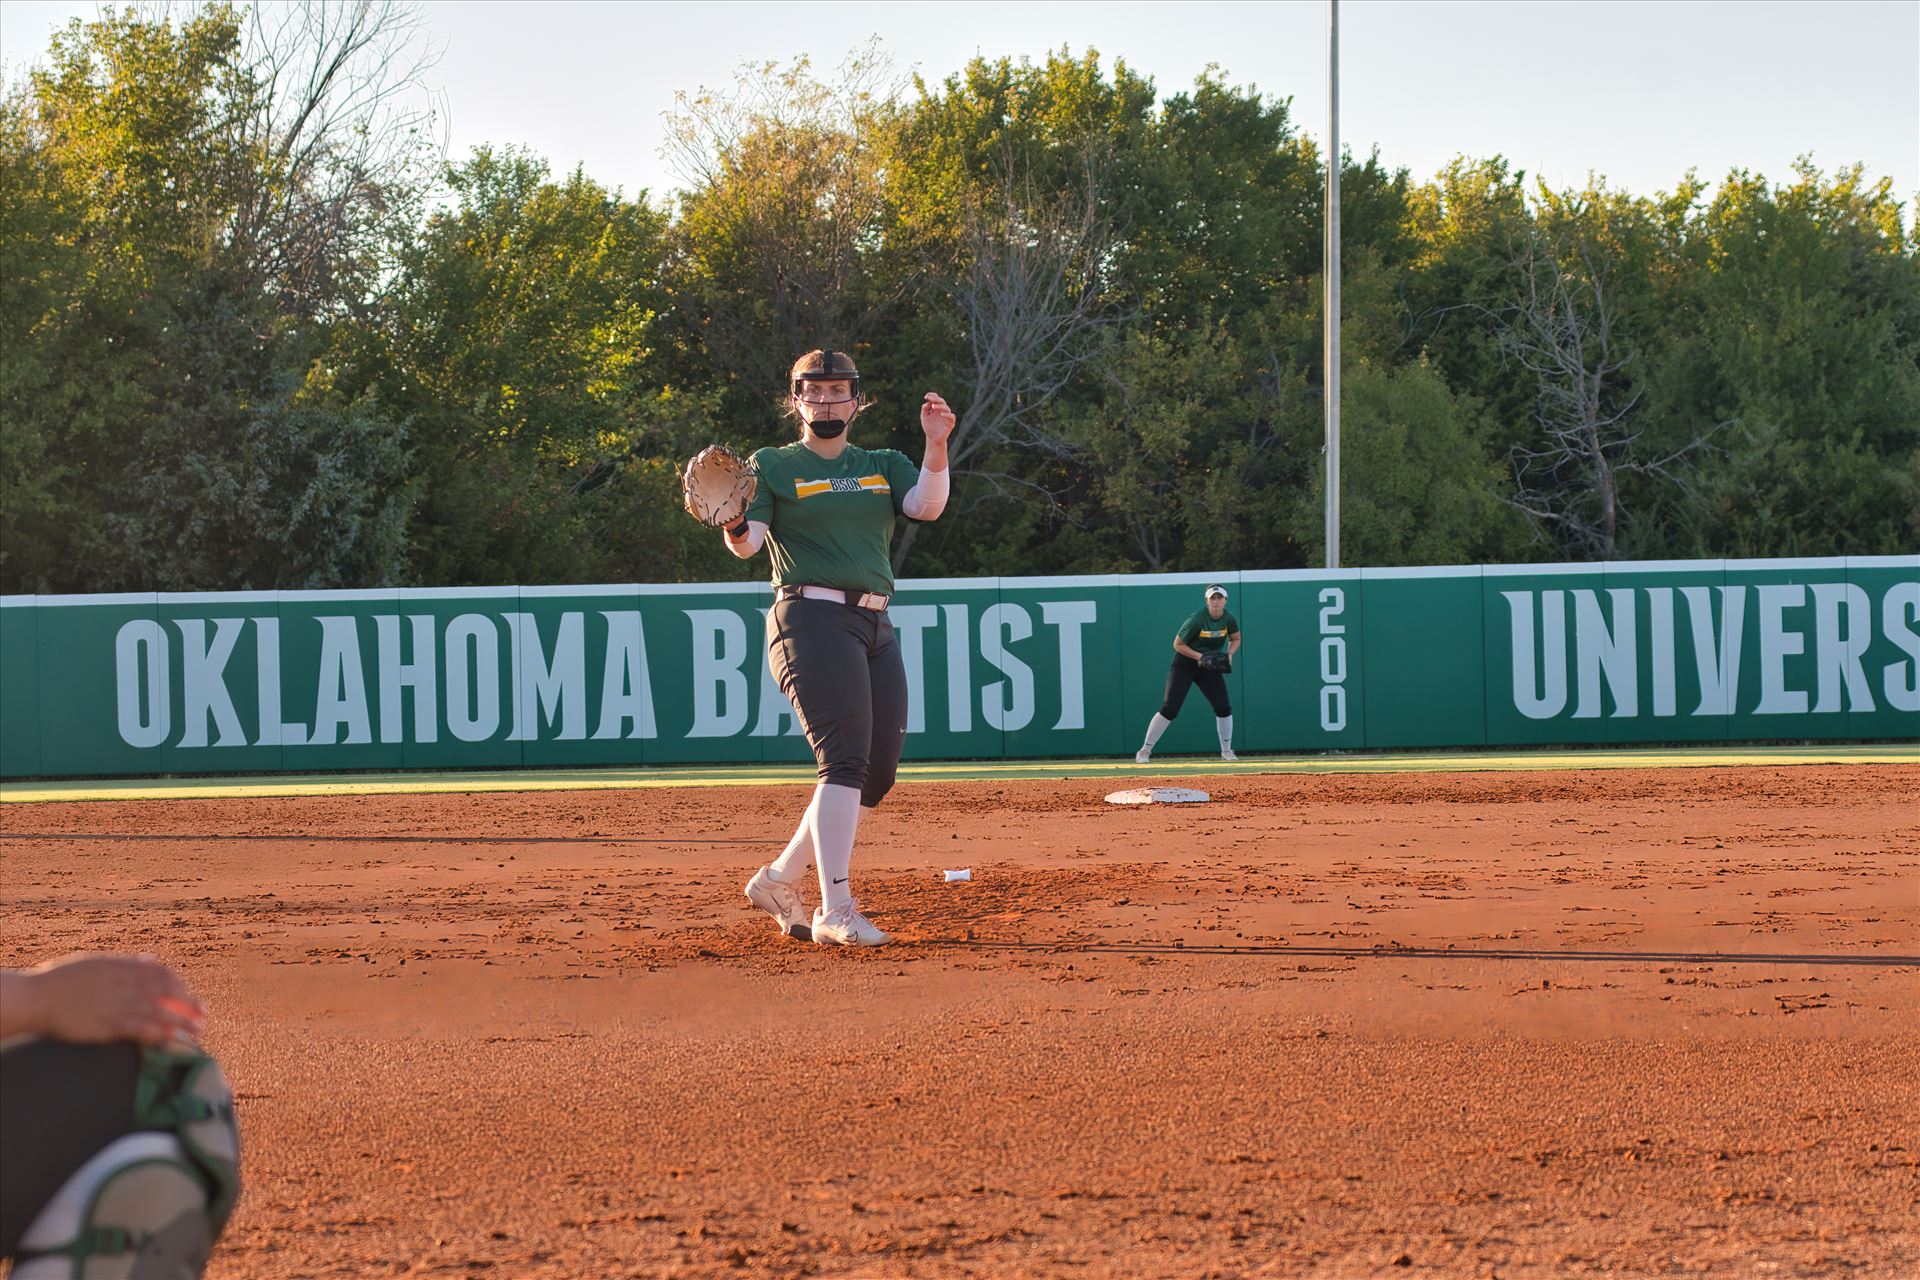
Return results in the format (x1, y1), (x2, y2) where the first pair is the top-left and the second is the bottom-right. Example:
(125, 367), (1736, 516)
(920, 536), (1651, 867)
(1177, 608), (1240, 653)
(744, 441), (921, 596)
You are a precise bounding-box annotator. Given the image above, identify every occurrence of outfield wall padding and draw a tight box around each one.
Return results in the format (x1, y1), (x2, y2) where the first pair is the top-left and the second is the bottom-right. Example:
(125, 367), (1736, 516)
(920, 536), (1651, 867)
(2, 557), (1914, 779)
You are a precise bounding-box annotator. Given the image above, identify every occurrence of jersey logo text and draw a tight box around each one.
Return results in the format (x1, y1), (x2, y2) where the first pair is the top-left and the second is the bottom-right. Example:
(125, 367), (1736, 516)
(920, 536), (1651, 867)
(794, 475), (890, 499)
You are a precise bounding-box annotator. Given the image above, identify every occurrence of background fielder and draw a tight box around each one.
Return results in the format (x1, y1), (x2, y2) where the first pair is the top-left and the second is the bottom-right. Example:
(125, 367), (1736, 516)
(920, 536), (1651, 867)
(1136, 583), (1242, 763)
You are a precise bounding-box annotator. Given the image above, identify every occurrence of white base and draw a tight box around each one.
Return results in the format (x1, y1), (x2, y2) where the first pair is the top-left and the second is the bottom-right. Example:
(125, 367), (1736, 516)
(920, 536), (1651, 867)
(1104, 787), (1211, 805)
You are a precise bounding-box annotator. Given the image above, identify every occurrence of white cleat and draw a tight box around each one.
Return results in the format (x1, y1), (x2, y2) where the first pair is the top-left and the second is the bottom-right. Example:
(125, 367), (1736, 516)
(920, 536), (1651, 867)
(811, 901), (891, 947)
(1135, 747), (1152, 764)
(744, 866), (812, 940)
(1220, 748), (1238, 762)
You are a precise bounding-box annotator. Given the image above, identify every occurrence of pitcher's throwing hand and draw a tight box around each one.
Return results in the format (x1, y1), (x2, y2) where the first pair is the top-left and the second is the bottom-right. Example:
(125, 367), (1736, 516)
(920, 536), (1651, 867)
(921, 392), (956, 445)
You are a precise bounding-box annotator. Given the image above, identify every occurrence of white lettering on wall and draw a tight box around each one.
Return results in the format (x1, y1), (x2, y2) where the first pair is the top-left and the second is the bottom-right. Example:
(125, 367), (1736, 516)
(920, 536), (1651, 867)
(1504, 590), (1567, 720)
(1645, 588), (1676, 717)
(685, 609), (749, 738)
(1810, 583), (1874, 714)
(1320, 587), (1349, 731)
(1883, 582), (1920, 713)
(1573, 589), (1637, 719)
(376, 615), (438, 745)
(592, 611), (656, 739)
(114, 619), (170, 749)
(1755, 584), (1808, 715)
(175, 618), (245, 748)
(942, 604), (972, 733)
(445, 614), (501, 742)
(509, 612), (586, 741)
(251, 617), (307, 746)
(978, 603), (1034, 732)
(888, 605), (938, 735)
(310, 616), (373, 745)
(1680, 585), (1744, 716)
(1040, 600), (1096, 731)
(752, 607), (802, 738)
(80, 575), (1916, 762)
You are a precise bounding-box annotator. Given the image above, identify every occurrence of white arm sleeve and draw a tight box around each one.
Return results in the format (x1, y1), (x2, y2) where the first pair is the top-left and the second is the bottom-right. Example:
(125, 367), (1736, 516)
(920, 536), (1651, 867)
(725, 520), (768, 558)
(900, 463), (950, 521)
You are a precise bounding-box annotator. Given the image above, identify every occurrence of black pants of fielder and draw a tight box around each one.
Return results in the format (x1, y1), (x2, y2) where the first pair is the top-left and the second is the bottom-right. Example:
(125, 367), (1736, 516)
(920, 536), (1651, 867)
(765, 596), (908, 807)
(1160, 659), (1231, 720)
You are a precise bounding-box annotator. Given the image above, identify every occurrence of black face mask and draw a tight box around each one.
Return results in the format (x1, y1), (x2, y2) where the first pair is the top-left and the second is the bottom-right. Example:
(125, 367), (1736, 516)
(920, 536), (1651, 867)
(808, 414), (849, 439)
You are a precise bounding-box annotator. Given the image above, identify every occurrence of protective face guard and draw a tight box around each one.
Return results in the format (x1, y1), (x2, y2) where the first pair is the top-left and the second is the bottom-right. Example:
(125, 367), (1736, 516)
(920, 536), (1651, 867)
(791, 350), (860, 409)
(791, 352), (861, 436)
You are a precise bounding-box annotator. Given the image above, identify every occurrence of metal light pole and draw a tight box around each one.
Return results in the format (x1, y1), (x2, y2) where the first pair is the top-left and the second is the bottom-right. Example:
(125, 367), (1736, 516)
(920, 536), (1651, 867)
(1324, 0), (1341, 570)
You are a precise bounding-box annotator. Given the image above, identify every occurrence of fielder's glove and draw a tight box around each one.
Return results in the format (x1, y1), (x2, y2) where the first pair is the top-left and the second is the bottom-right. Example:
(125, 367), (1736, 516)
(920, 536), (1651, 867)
(681, 444), (757, 529)
(1198, 650), (1232, 674)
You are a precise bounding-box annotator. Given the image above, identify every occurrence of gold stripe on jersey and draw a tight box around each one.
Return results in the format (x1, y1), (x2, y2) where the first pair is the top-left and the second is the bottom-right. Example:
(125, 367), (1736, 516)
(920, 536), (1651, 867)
(794, 475), (892, 499)
(1198, 628), (1231, 639)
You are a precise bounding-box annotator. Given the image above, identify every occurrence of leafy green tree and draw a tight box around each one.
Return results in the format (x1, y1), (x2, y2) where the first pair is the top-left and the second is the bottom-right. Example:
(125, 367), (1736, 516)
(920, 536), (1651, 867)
(1402, 158), (1918, 561)
(1059, 319), (1312, 571)
(0, 87), (95, 585)
(367, 147), (735, 585)
(0, 3), (430, 591)
(1302, 359), (1529, 566)
(663, 47), (911, 430)
(6, 15), (1913, 591)
(845, 52), (1159, 573)
(1402, 157), (1546, 451)
(1657, 163), (1920, 556)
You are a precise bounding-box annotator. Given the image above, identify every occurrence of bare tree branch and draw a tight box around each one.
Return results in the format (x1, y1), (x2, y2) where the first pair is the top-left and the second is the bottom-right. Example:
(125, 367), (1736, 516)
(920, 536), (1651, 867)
(1491, 222), (1722, 559)
(220, 0), (445, 317)
(893, 140), (1129, 571)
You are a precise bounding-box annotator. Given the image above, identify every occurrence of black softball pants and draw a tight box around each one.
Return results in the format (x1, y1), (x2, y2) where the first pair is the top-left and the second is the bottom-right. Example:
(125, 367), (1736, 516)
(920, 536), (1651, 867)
(765, 596), (909, 807)
(1160, 658), (1232, 720)
(0, 1039), (143, 1256)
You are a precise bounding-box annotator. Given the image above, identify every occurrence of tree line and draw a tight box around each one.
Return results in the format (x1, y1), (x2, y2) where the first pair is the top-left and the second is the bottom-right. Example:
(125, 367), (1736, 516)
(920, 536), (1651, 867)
(3, 3), (1914, 595)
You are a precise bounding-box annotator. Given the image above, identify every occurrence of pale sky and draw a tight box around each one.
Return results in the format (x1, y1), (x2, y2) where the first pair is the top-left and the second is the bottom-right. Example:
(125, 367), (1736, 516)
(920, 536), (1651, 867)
(3, 0), (1916, 214)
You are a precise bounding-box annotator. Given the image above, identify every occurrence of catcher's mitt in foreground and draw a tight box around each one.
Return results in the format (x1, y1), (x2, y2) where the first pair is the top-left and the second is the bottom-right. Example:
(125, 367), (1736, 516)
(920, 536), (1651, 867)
(681, 444), (757, 529)
(1198, 650), (1232, 674)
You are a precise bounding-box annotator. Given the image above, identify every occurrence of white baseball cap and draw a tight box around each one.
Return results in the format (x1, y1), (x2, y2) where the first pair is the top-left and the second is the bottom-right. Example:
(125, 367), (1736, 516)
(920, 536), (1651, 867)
(1205, 584), (1227, 600)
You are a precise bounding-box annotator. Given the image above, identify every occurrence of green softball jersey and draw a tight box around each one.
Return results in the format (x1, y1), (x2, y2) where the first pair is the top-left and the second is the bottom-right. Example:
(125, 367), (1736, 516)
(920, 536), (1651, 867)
(745, 441), (922, 596)
(1177, 608), (1240, 652)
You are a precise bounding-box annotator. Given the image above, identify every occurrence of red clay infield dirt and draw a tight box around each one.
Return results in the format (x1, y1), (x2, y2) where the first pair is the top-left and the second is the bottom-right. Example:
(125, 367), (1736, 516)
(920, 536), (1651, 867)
(2, 763), (1916, 1278)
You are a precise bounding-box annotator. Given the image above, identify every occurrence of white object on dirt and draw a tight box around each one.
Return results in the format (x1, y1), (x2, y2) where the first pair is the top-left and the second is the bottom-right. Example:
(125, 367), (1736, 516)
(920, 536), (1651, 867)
(1104, 787), (1211, 805)
(943, 868), (972, 883)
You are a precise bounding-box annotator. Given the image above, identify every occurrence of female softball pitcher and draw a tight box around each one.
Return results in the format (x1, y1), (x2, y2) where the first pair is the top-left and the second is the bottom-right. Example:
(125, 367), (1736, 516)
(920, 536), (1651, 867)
(1135, 583), (1242, 763)
(724, 349), (953, 947)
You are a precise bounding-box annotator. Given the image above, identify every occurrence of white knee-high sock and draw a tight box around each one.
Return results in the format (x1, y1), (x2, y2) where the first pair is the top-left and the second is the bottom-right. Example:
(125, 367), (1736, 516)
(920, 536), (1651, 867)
(767, 792), (816, 881)
(811, 783), (864, 912)
(1142, 713), (1172, 748)
(1217, 714), (1234, 751)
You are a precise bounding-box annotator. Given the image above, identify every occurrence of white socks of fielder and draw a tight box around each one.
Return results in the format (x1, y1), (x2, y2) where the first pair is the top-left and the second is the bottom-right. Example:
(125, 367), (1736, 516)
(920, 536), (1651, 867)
(810, 783), (864, 912)
(1140, 712), (1233, 753)
(767, 791), (816, 882)
(1141, 713), (1172, 750)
